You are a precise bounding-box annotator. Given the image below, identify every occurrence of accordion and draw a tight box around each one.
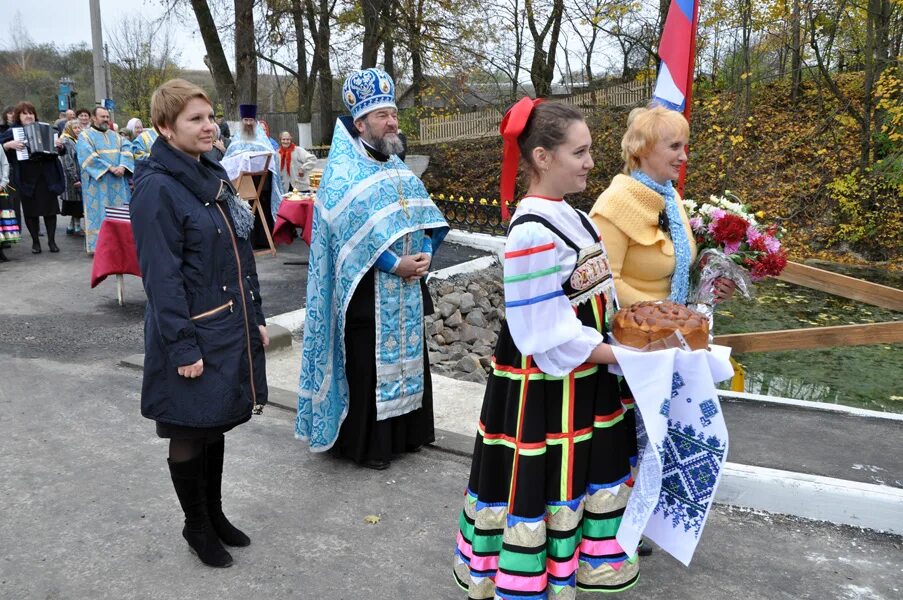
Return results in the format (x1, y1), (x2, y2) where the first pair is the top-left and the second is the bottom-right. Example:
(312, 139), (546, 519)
(13, 123), (58, 160)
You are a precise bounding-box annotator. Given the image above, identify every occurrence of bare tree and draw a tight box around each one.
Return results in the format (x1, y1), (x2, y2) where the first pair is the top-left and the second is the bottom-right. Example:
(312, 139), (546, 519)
(235, 0), (258, 104)
(5, 12), (36, 73)
(790, 0), (802, 103)
(184, 0), (238, 115)
(472, 0), (529, 104)
(809, 0), (898, 167)
(525, 0), (565, 97)
(107, 17), (182, 119)
(361, 0), (393, 68)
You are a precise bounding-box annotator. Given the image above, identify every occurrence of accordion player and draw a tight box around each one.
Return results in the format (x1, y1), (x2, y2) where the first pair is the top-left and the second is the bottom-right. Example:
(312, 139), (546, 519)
(16, 122), (59, 158)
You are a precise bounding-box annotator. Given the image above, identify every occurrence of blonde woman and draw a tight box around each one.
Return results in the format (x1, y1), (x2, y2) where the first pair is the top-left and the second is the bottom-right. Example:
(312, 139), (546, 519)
(589, 105), (734, 306)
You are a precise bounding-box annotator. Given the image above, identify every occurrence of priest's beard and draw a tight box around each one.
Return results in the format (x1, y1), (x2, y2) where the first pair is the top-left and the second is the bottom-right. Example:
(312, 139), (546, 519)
(362, 125), (404, 156)
(93, 122), (109, 132)
(241, 122), (257, 142)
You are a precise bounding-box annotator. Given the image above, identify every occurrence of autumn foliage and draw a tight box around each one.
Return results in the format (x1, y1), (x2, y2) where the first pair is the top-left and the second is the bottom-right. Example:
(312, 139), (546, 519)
(419, 72), (902, 268)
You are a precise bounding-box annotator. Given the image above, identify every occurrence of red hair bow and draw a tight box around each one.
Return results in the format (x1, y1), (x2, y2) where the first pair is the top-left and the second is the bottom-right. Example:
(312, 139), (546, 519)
(499, 96), (544, 221)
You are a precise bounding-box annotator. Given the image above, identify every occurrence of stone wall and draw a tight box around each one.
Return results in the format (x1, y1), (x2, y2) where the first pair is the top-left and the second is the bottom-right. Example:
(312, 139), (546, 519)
(426, 265), (504, 384)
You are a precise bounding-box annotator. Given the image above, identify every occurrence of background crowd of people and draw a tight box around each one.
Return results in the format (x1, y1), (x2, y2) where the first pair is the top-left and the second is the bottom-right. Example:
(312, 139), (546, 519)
(0, 99), (318, 263)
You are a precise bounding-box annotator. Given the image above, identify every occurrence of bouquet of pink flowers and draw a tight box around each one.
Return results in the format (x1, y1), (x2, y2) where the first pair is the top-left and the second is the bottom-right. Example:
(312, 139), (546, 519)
(683, 192), (788, 315)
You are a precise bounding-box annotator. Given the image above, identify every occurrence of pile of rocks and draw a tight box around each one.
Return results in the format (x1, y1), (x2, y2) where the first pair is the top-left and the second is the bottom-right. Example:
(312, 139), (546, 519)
(426, 264), (505, 384)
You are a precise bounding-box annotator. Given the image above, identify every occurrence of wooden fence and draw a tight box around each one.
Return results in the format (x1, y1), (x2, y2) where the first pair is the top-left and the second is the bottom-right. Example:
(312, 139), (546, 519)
(712, 261), (903, 354)
(561, 80), (653, 109)
(418, 80), (652, 143)
(419, 110), (504, 144)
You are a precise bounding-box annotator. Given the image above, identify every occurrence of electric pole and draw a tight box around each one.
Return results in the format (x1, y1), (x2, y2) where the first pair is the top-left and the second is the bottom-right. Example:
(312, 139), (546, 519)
(89, 0), (107, 106)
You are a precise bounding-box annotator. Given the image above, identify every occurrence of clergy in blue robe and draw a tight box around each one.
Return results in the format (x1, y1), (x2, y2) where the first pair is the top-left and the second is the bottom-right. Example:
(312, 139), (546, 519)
(130, 128), (158, 161)
(76, 107), (134, 253)
(295, 69), (448, 469)
(222, 106), (284, 220)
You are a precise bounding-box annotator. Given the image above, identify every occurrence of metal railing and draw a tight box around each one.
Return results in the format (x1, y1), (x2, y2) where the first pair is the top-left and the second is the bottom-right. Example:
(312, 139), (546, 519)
(431, 195), (513, 236)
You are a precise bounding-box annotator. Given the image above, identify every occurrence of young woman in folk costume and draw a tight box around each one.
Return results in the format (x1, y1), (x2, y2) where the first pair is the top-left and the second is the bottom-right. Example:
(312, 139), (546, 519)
(453, 99), (641, 598)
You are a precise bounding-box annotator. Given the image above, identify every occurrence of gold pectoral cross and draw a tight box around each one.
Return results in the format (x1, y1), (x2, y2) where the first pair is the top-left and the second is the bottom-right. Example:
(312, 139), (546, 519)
(398, 183), (409, 217)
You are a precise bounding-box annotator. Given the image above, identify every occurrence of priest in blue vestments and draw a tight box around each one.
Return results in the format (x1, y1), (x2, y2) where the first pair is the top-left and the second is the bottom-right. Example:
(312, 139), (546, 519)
(77, 106), (134, 254)
(222, 104), (283, 249)
(130, 127), (159, 161)
(296, 68), (449, 469)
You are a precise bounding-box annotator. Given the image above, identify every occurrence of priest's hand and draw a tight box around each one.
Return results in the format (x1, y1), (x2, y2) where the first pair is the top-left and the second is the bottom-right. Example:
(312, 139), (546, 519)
(177, 359), (204, 378)
(258, 325), (270, 349)
(395, 253), (430, 280)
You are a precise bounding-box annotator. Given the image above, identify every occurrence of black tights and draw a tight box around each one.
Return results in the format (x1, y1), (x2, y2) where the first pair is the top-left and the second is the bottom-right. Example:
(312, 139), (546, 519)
(169, 434), (224, 463)
(24, 216), (56, 244)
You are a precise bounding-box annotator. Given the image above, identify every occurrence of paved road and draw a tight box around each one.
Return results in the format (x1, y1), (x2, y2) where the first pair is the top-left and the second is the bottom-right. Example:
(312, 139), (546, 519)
(0, 226), (485, 364)
(3, 355), (902, 600)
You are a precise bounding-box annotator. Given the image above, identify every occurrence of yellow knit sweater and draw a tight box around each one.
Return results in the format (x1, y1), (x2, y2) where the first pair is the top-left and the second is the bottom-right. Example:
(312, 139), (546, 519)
(588, 174), (697, 307)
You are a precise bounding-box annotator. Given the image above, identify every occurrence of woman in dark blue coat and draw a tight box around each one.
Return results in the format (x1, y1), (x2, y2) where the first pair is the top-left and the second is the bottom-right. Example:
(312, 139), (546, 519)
(131, 79), (268, 568)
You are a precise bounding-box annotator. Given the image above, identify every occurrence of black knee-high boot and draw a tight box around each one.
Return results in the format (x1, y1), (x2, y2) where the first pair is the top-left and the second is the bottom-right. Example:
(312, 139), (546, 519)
(45, 216), (58, 252)
(24, 217), (40, 253)
(205, 438), (251, 547)
(168, 454), (233, 567)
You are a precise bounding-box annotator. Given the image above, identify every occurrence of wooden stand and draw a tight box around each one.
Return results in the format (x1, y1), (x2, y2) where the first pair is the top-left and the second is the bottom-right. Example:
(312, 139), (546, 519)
(233, 155), (277, 257)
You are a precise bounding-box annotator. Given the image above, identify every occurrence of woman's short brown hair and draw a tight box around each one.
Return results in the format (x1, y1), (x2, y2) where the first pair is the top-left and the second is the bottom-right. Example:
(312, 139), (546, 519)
(621, 104), (689, 173)
(13, 101), (38, 123)
(150, 79), (212, 131)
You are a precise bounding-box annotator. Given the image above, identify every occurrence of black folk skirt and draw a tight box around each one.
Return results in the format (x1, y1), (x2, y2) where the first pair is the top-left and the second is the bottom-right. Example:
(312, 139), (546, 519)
(454, 295), (640, 598)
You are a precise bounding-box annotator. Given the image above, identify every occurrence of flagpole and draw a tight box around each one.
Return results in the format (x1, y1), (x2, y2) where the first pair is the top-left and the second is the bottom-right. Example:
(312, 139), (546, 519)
(677, 0), (701, 196)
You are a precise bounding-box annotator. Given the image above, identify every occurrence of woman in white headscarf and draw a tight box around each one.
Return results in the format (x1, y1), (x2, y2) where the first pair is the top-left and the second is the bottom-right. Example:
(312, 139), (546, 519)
(126, 118), (144, 137)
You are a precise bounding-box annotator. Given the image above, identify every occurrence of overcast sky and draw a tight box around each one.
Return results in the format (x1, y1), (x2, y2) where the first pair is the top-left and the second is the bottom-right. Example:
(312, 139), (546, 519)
(13, 0), (210, 70)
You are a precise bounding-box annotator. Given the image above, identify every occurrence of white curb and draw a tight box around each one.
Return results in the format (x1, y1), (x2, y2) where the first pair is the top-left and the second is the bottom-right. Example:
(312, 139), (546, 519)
(444, 230), (506, 257)
(719, 390), (903, 421)
(267, 308), (306, 332)
(430, 255), (499, 280)
(718, 462), (903, 535)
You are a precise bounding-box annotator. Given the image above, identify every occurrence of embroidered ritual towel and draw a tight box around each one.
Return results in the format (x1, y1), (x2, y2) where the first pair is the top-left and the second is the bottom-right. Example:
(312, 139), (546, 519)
(610, 344), (733, 566)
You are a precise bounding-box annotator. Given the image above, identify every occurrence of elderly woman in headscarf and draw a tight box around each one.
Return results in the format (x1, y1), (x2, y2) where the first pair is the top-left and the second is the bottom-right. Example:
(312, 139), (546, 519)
(59, 120), (85, 235)
(126, 118), (144, 137)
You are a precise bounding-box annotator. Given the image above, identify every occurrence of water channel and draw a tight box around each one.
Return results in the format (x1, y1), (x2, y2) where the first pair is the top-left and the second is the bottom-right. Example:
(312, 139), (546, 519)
(712, 264), (902, 413)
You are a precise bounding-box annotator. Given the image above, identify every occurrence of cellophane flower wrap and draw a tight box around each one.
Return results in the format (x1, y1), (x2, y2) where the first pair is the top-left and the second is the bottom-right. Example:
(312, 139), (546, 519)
(683, 192), (788, 322)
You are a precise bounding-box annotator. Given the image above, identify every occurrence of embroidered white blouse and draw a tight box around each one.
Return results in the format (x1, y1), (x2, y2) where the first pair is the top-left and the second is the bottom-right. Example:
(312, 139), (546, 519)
(504, 197), (608, 377)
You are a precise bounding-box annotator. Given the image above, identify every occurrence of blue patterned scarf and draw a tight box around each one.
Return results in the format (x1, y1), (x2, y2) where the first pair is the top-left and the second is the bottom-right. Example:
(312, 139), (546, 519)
(631, 170), (691, 304)
(216, 182), (255, 240)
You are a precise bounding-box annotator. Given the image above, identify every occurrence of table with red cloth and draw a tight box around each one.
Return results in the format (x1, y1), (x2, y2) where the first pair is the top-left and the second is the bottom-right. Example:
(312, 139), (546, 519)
(272, 198), (315, 246)
(90, 215), (141, 288)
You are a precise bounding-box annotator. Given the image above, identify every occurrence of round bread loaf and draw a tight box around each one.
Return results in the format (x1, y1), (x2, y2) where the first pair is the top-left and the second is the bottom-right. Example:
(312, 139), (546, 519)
(612, 300), (709, 350)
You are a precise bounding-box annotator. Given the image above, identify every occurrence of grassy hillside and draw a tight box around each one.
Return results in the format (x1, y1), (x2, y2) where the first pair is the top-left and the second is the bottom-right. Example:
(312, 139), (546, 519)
(419, 73), (901, 268)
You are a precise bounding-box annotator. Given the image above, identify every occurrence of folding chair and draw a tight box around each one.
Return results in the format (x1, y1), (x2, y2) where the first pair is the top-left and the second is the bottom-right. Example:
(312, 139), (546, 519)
(232, 154), (277, 257)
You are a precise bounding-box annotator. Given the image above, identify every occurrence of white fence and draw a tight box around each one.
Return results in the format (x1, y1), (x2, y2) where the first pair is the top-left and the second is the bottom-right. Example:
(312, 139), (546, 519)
(418, 80), (652, 144)
(419, 109), (504, 144)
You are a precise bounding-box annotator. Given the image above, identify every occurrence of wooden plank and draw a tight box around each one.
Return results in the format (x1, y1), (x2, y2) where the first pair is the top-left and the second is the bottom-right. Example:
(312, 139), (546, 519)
(777, 261), (903, 311)
(713, 320), (903, 354)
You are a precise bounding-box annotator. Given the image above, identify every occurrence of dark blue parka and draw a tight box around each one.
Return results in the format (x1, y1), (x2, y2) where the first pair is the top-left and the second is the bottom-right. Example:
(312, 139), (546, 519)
(131, 138), (268, 427)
